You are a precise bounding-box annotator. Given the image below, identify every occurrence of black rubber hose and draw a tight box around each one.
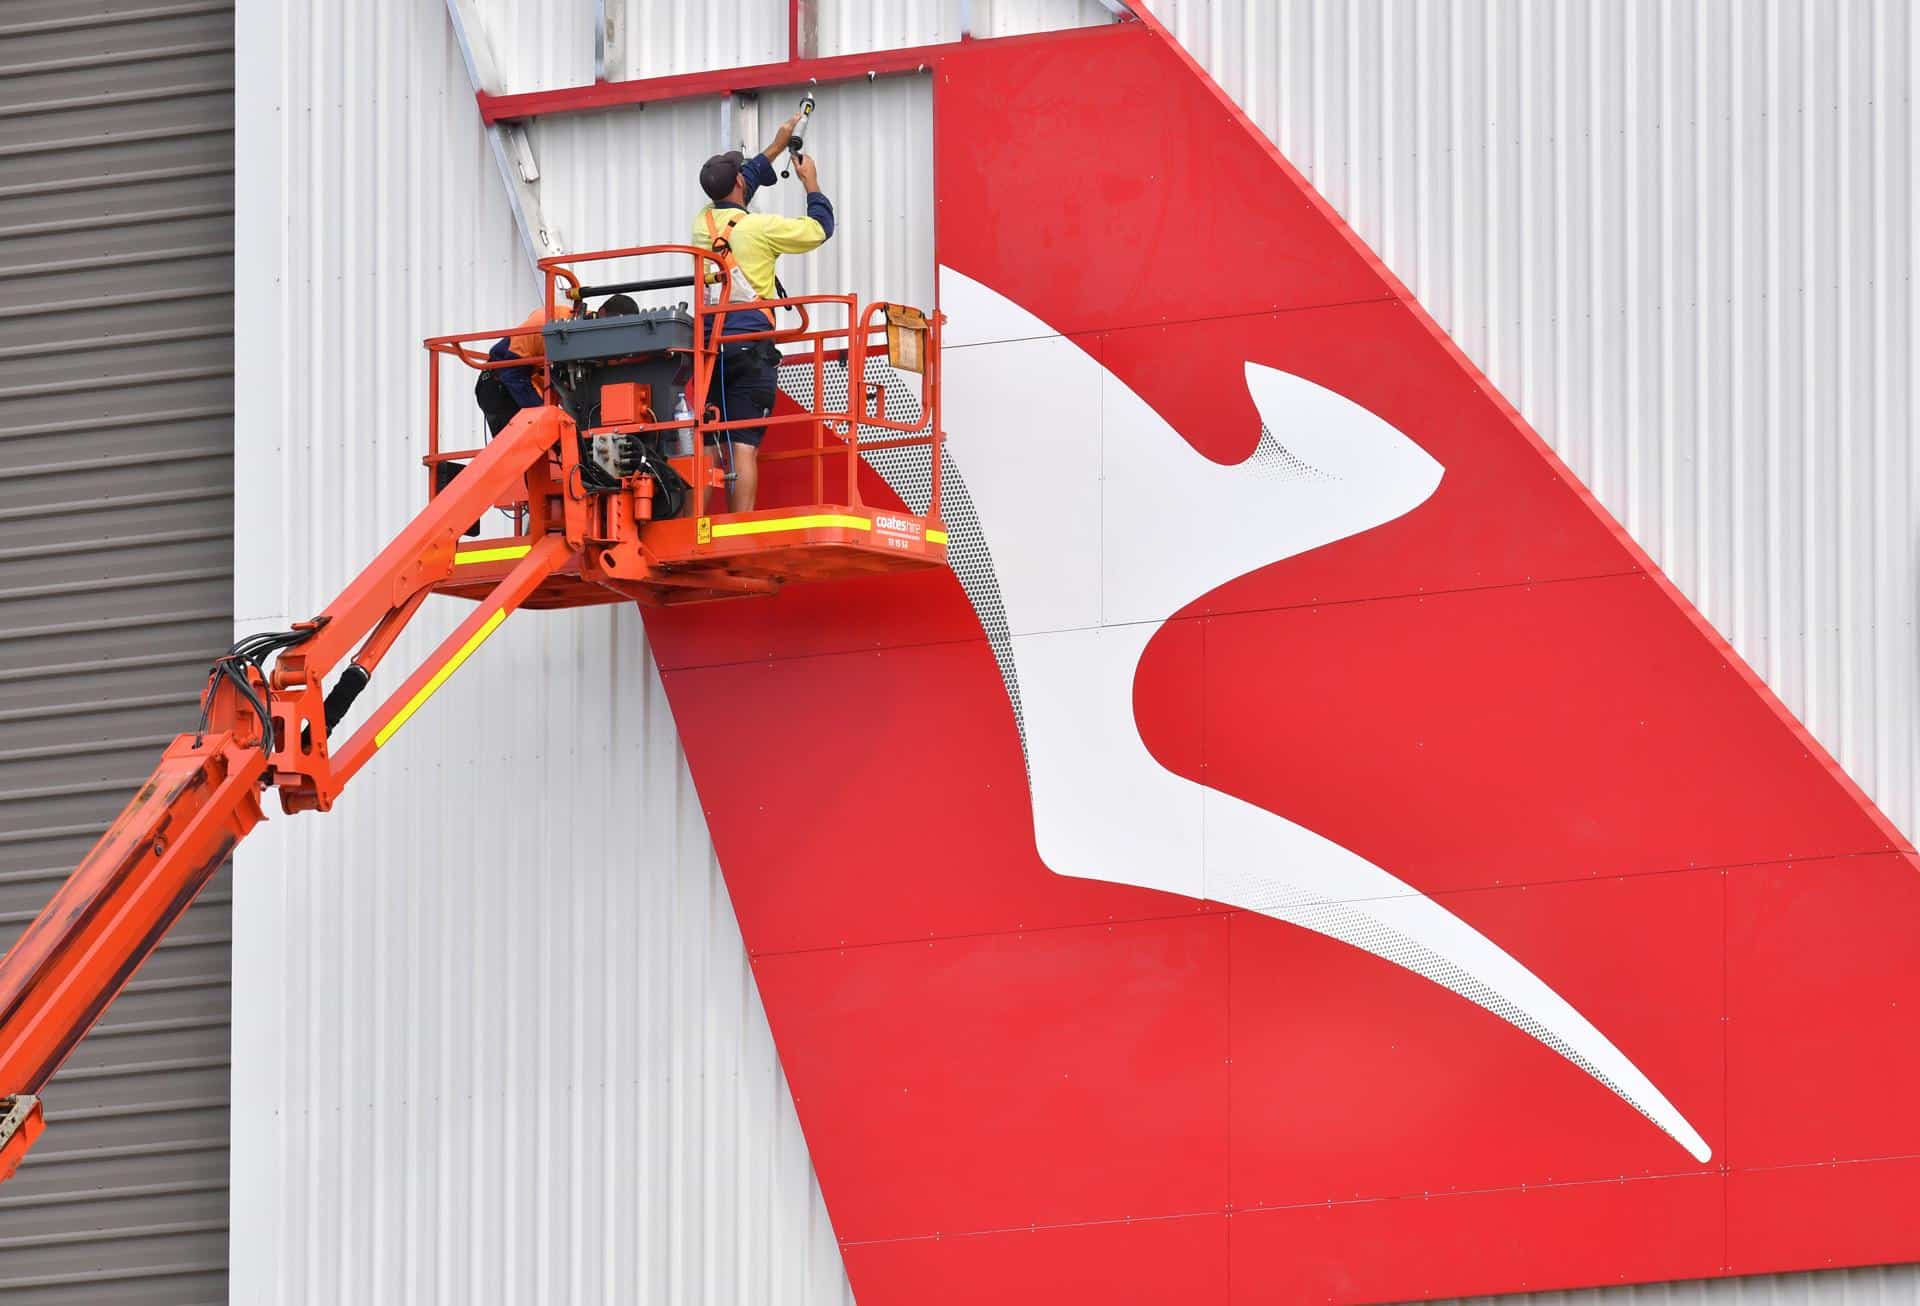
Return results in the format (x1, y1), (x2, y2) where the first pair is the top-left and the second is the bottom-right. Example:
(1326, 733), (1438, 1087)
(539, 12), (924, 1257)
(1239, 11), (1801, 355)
(323, 664), (371, 732)
(575, 275), (697, 297)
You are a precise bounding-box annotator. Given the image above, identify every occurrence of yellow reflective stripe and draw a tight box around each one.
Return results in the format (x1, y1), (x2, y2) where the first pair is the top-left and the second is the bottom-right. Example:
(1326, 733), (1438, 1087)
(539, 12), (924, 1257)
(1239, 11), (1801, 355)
(454, 544), (532, 566)
(373, 608), (508, 749)
(710, 513), (872, 539)
(925, 529), (948, 545)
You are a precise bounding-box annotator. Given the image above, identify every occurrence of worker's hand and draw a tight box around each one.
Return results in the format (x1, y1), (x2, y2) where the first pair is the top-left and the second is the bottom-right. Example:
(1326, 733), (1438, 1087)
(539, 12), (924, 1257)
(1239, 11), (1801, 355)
(766, 111), (804, 157)
(794, 152), (819, 192)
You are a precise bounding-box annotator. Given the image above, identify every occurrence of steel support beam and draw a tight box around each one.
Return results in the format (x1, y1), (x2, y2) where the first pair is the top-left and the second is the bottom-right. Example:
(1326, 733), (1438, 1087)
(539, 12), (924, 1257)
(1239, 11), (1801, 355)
(444, 0), (566, 269)
(594, 0), (623, 82)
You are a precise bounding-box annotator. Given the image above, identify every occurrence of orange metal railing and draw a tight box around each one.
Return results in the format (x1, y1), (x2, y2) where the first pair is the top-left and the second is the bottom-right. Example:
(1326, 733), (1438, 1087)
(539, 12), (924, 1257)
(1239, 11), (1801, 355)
(420, 244), (944, 531)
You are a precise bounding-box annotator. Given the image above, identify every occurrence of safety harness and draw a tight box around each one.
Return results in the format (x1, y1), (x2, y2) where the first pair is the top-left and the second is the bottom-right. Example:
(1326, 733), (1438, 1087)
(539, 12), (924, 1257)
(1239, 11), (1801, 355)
(704, 209), (755, 307)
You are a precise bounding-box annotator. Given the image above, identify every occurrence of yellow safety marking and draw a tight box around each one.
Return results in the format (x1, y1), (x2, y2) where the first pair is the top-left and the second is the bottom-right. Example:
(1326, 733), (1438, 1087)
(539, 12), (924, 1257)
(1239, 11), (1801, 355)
(373, 608), (508, 749)
(925, 529), (948, 545)
(454, 544), (532, 566)
(696, 516), (712, 544)
(710, 513), (872, 539)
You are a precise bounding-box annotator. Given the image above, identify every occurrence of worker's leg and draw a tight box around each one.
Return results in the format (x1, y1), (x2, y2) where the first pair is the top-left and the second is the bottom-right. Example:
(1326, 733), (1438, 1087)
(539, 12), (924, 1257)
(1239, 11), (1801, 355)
(446, 374), (529, 536)
(730, 444), (760, 512)
(474, 372), (522, 437)
(719, 342), (780, 512)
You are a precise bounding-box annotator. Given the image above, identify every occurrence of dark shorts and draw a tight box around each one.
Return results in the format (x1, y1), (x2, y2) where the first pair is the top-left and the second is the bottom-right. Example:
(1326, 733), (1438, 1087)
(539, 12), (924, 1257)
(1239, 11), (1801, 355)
(703, 340), (780, 448)
(474, 371), (528, 438)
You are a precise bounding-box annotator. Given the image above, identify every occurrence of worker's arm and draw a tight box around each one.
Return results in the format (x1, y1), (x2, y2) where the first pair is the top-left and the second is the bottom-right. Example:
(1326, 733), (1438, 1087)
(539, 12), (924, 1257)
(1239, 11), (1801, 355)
(487, 338), (545, 407)
(762, 110), (804, 161)
(739, 153), (779, 206)
(760, 154), (835, 253)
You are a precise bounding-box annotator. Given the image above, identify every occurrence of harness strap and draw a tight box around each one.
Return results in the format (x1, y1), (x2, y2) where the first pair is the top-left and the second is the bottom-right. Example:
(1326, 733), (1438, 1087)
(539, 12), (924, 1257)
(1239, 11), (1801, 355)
(704, 210), (744, 261)
(703, 209), (782, 338)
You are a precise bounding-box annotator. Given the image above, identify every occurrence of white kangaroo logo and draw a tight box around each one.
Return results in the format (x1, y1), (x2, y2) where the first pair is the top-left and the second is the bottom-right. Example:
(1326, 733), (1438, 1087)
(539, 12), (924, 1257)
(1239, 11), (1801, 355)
(933, 266), (1710, 1163)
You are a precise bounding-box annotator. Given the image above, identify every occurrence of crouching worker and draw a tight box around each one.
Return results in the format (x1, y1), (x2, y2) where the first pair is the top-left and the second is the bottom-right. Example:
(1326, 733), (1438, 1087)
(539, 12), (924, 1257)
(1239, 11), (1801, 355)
(693, 115), (834, 512)
(472, 293), (639, 436)
(445, 295), (638, 533)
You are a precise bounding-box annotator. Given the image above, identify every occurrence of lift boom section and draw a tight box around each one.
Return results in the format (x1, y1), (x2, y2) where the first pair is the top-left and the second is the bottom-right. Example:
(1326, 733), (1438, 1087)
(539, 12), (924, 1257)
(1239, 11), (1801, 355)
(0, 245), (947, 1182)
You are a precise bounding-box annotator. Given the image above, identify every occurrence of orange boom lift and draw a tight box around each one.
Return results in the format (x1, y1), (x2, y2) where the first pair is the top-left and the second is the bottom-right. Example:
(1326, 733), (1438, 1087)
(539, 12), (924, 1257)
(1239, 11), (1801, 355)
(0, 246), (947, 1182)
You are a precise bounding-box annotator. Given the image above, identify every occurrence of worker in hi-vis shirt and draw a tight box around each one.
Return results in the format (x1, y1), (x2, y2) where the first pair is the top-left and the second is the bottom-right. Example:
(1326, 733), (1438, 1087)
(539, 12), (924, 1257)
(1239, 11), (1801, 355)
(693, 111), (835, 511)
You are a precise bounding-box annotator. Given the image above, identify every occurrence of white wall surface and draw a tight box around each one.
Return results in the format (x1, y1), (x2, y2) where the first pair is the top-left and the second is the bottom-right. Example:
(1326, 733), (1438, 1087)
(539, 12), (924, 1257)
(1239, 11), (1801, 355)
(1159, 0), (1920, 847)
(483, 0), (1111, 95)
(1152, 1), (1920, 1301)
(230, 1), (853, 1302)
(526, 75), (934, 322)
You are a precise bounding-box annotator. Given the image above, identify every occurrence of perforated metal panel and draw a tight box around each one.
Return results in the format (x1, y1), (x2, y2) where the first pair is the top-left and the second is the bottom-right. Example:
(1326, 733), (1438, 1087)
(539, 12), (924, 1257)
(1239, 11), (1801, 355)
(0, 1), (234, 1301)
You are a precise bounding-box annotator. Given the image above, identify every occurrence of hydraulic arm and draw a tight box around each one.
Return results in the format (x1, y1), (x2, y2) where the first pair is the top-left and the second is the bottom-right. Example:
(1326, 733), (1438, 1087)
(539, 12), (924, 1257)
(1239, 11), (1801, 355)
(0, 408), (569, 1183)
(0, 242), (948, 1185)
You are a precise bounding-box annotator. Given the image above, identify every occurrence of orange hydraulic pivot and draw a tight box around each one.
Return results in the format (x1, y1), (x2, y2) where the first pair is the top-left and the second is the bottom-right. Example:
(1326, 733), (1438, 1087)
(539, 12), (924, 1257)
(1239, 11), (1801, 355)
(265, 407), (566, 815)
(0, 407), (577, 1185)
(328, 535), (571, 793)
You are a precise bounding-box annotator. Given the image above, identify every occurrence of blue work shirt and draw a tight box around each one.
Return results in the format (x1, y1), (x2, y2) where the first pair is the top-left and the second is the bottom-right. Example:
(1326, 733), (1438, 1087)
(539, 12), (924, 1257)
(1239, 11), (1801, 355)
(487, 336), (543, 407)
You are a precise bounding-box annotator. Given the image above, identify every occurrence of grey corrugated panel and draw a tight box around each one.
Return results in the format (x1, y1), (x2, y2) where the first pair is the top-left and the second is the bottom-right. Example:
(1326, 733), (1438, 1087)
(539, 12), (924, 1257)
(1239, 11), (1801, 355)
(1425, 1262), (1920, 1305)
(0, 0), (234, 1301)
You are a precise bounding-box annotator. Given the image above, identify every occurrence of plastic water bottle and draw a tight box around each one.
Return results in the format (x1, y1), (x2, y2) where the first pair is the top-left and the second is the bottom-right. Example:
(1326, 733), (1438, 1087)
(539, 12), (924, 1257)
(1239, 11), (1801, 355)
(671, 391), (693, 458)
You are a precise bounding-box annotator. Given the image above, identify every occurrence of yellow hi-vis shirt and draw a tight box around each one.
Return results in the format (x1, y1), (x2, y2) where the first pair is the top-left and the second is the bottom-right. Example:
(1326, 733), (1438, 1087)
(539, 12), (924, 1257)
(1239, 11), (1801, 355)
(694, 198), (833, 314)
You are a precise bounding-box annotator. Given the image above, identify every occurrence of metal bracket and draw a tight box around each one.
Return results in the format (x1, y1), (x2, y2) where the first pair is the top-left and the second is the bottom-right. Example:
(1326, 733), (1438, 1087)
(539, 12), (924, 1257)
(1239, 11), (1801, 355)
(733, 93), (761, 155)
(443, 0), (501, 91)
(443, 0), (567, 270)
(1092, 0), (1135, 17)
(0, 1096), (38, 1153)
(487, 125), (568, 266)
(594, 0), (623, 83)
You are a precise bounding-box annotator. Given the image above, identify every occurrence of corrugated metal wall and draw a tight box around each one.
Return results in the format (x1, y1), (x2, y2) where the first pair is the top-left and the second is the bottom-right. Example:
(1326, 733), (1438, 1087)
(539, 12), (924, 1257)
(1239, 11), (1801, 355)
(1435, 1264), (1920, 1306)
(483, 0), (1108, 94)
(228, 2), (866, 1302)
(1151, 1), (1920, 1301)
(528, 76), (935, 317)
(1159, 0), (1920, 848)
(0, 0), (235, 1302)
(229, 0), (1920, 1302)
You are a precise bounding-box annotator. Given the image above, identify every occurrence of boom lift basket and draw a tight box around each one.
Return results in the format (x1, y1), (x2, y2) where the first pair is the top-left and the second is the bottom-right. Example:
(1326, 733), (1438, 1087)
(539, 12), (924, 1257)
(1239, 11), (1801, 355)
(423, 242), (951, 610)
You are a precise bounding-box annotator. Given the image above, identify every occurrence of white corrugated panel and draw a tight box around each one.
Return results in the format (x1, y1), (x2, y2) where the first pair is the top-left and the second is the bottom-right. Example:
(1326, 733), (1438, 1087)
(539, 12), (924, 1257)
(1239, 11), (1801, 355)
(528, 74), (934, 319)
(231, 0), (851, 1302)
(812, 0), (1112, 57)
(479, 0), (1115, 93)
(1428, 1262), (1920, 1306)
(231, 0), (1920, 1300)
(1156, 0), (1920, 846)
(484, 0), (787, 93)
(1153, 0), (1920, 1301)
